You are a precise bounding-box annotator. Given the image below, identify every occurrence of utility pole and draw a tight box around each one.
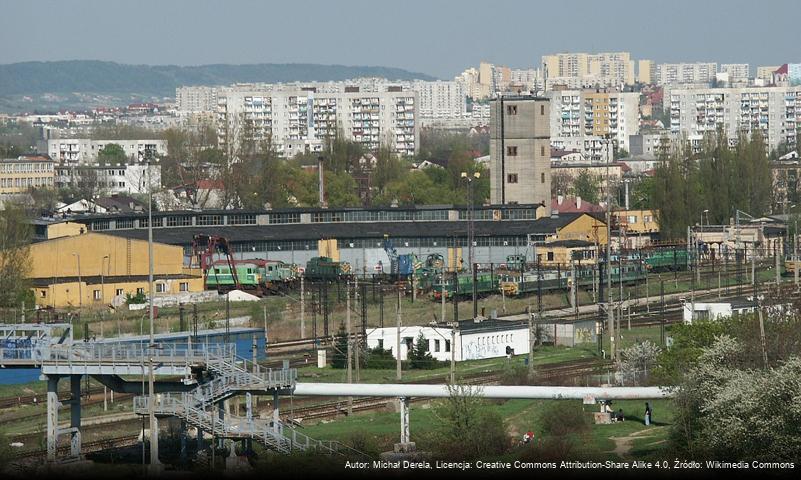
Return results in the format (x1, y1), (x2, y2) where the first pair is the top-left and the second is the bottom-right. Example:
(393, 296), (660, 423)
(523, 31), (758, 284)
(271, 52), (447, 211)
(450, 324), (456, 384)
(300, 275), (305, 338)
(146, 157), (159, 471)
(795, 218), (799, 288)
(440, 268), (446, 324)
(346, 281), (352, 415)
(527, 306), (534, 377)
(396, 289), (402, 381)
(605, 134), (615, 361)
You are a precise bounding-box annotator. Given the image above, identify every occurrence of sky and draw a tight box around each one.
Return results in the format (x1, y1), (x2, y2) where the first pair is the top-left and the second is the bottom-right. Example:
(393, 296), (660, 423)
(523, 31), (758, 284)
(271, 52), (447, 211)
(2, 0), (800, 79)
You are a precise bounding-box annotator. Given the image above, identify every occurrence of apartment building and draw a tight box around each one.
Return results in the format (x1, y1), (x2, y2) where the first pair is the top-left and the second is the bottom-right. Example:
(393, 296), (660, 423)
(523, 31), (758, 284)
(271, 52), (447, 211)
(638, 60), (656, 84)
(542, 52), (634, 86)
(490, 95), (551, 205)
(551, 137), (613, 164)
(412, 80), (467, 118)
(655, 62), (717, 85)
(667, 85), (801, 152)
(720, 64), (750, 84)
(176, 86), (218, 113)
(547, 88), (640, 151)
(0, 155), (55, 193)
(55, 162), (162, 195)
(216, 84), (419, 157)
(47, 139), (167, 164)
(756, 66), (780, 82)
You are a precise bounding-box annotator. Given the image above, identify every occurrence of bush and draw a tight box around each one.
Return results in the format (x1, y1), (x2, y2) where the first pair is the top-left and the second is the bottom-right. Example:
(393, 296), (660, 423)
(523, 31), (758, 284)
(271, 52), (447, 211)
(539, 402), (590, 437)
(408, 332), (441, 369)
(430, 385), (508, 460)
(125, 291), (147, 305)
(364, 346), (396, 369)
(500, 361), (533, 385)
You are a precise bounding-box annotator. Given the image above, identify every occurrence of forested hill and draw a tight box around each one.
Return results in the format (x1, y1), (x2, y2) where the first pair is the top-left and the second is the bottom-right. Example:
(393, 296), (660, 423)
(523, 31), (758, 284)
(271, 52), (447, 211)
(0, 60), (437, 97)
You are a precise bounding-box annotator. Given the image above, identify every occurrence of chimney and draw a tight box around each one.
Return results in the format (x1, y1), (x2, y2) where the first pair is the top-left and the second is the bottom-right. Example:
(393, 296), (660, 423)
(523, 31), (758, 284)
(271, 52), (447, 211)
(557, 194), (564, 205)
(576, 196), (582, 210)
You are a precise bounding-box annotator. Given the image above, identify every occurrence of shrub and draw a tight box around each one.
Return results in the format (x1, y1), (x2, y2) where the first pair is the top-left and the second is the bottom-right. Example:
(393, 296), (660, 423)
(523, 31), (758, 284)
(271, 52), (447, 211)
(539, 401), (590, 437)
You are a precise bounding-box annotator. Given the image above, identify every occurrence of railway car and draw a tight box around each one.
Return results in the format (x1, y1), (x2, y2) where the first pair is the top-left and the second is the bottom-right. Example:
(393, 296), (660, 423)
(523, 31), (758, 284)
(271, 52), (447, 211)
(431, 272), (499, 300)
(205, 260), (264, 292)
(304, 256), (352, 282)
(643, 246), (689, 272)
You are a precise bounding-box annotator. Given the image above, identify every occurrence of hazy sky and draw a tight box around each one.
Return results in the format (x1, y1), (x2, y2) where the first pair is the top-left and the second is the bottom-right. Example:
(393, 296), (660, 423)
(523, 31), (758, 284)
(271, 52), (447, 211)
(2, 0), (800, 78)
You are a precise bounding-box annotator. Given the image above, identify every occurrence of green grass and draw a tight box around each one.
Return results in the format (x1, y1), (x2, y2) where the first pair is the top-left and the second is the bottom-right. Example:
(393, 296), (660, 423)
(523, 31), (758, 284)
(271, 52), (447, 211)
(297, 344), (599, 384)
(295, 397), (676, 461)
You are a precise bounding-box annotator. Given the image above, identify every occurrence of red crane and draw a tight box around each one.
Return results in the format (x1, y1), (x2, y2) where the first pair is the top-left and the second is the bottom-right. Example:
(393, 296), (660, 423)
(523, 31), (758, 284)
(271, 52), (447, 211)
(191, 234), (242, 291)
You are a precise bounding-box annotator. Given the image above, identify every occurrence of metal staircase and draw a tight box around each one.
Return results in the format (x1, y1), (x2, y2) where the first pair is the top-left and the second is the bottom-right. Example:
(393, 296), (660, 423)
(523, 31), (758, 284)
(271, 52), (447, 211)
(134, 352), (365, 458)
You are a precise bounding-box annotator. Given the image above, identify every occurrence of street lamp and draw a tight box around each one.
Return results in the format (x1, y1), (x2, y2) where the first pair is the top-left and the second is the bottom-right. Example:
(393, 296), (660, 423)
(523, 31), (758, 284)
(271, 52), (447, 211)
(143, 155), (161, 471)
(71, 252), (82, 308)
(461, 171), (480, 320)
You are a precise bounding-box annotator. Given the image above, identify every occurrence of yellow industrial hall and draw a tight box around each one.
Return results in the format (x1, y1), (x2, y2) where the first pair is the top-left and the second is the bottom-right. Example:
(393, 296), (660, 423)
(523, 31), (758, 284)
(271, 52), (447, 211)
(28, 231), (203, 308)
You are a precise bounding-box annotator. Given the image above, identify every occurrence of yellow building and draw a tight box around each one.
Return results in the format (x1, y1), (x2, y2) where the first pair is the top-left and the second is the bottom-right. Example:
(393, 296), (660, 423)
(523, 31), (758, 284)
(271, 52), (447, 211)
(28, 232), (203, 308)
(613, 209), (659, 234)
(536, 240), (597, 267)
(0, 155), (54, 193)
(551, 212), (608, 245)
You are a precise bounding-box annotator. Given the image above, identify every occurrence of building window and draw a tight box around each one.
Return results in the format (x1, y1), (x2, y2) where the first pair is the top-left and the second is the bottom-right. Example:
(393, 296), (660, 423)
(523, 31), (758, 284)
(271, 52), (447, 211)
(507, 173), (518, 184)
(506, 146), (518, 156)
(156, 283), (166, 293)
(547, 252), (554, 261)
(541, 173), (546, 183)
(506, 105), (517, 115)
(540, 146), (545, 156)
(180, 282), (189, 292)
(434, 339), (440, 352)
(540, 105), (545, 115)
(627, 215), (638, 223)
(116, 288), (124, 296)
(136, 287), (145, 295)
(92, 290), (101, 301)
(444, 339), (450, 352)
(40, 290), (47, 298)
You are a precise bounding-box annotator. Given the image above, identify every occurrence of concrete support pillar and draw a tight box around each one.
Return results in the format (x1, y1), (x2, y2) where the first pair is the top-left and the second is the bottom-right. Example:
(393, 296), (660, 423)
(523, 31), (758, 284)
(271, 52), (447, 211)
(180, 420), (187, 462)
(246, 393), (253, 423)
(69, 375), (82, 458)
(46, 375), (60, 462)
(217, 401), (225, 449)
(272, 392), (281, 436)
(197, 427), (204, 450)
(399, 396), (410, 444)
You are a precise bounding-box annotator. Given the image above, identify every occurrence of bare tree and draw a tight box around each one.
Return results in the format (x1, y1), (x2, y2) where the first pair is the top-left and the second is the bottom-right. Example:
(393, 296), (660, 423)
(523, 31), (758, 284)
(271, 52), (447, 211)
(0, 204), (32, 308)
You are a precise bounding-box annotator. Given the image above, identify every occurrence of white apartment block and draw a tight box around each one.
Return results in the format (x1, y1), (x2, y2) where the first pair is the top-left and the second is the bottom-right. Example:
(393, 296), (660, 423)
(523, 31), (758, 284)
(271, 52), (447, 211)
(542, 52), (635, 86)
(412, 80), (467, 118)
(667, 86), (801, 152)
(547, 89), (640, 151)
(551, 137), (613, 163)
(55, 163), (162, 195)
(47, 139), (167, 164)
(216, 84), (419, 157)
(656, 63), (717, 85)
(176, 86), (218, 113)
(720, 64), (750, 84)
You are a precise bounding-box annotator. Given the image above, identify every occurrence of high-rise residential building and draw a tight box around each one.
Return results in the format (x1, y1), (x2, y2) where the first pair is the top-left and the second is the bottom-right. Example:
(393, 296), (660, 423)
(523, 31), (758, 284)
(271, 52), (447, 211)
(490, 95), (550, 205)
(638, 60), (656, 84)
(655, 62), (717, 85)
(47, 139), (167, 164)
(412, 80), (467, 119)
(176, 86), (218, 113)
(720, 64), (750, 84)
(542, 52), (634, 86)
(667, 85), (801, 152)
(216, 83), (419, 157)
(757, 66), (780, 82)
(547, 88), (640, 151)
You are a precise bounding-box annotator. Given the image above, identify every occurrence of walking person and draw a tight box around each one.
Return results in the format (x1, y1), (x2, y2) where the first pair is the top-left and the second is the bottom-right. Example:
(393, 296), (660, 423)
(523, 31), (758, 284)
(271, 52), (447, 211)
(644, 402), (652, 426)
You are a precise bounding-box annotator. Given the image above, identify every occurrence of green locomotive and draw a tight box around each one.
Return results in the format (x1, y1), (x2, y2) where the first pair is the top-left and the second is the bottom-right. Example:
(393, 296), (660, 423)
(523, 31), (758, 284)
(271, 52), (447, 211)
(205, 259), (298, 293)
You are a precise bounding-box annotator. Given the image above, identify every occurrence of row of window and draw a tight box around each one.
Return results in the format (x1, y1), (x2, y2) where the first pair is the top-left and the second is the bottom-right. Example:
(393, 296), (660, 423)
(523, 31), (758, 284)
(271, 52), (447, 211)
(40, 282), (189, 300)
(0, 176), (54, 188)
(0, 163), (53, 173)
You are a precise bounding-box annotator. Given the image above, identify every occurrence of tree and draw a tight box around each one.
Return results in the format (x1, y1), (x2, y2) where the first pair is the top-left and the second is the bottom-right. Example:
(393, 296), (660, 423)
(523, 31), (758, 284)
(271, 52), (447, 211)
(670, 336), (801, 461)
(0, 204), (33, 309)
(551, 171), (572, 197)
(571, 169), (601, 204)
(429, 384), (507, 460)
(408, 332), (437, 369)
(97, 143), (128, 163)
(615, 341), (661, 385)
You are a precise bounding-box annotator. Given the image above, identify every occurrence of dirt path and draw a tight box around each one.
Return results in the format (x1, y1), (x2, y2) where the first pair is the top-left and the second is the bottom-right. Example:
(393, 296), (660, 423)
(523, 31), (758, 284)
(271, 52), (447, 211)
(609, 426), (664, 458)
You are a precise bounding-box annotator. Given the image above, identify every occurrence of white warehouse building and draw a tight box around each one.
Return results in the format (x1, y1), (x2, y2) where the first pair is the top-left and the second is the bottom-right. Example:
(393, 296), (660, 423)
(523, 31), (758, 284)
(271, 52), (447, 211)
(366, 318), (597, 362)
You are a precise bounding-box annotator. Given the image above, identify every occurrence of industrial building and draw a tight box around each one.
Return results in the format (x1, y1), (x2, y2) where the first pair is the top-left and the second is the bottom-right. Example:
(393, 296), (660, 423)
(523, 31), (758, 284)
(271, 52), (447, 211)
(33, 205), (608, 274)
(27, 231), (204, 308)
(366, 317), (598, 362)
(490, 95), (551, 205)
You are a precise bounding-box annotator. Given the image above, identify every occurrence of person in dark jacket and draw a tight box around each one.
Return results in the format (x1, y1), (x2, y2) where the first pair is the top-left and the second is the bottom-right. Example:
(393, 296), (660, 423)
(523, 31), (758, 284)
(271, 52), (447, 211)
(644, 402), (652, 425)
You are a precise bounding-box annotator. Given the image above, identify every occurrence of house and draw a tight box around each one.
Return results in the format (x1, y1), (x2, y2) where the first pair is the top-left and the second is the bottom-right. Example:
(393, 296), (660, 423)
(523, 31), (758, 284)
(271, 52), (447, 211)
(682, 299), (756, 324)
(551, 195), (604, 214)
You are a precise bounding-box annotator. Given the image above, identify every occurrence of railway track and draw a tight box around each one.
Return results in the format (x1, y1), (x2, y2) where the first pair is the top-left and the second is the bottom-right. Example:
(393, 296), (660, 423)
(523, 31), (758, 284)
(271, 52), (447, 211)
(12, 433), (141, 459)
